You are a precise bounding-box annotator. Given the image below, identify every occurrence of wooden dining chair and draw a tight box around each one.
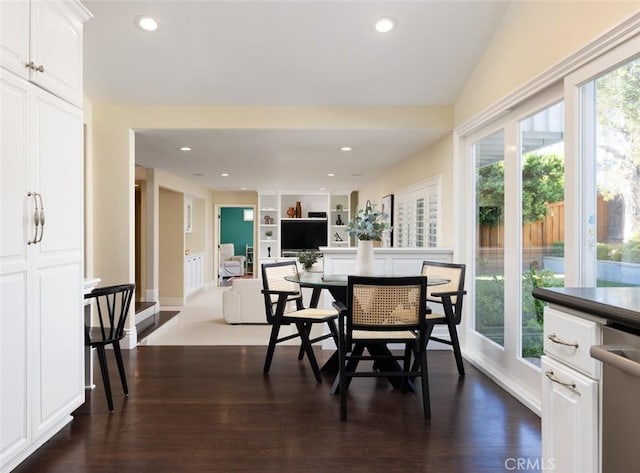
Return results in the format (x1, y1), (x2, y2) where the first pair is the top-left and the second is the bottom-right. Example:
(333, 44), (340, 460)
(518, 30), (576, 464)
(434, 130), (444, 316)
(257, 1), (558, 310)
(84, 283), (135, 411)
(333, 275), (431, 421)
(261, 261), (339, 382)
(421, 261), (467, 376)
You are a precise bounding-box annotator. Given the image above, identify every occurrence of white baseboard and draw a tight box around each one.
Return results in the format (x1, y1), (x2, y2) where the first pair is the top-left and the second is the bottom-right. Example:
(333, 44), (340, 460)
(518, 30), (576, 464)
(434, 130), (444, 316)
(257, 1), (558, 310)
(145, 288), (158, 302)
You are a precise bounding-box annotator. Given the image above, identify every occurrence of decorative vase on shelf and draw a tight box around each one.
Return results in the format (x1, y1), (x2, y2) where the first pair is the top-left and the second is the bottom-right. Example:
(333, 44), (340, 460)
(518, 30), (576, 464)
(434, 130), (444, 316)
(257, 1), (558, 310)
(287, 207), (296, 218)
(355, 240), (375, 275)
(295, 201), (302, 218)
(335, 214), (343, 226)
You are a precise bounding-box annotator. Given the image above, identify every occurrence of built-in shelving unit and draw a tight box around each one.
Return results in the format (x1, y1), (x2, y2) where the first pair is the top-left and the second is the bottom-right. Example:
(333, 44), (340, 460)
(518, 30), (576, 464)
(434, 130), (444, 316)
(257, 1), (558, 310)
(256, 191), (351, 269)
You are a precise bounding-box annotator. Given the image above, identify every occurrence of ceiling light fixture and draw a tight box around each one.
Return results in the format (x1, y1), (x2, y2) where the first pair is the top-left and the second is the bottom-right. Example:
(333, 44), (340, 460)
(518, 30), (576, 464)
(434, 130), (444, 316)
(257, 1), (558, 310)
(374, 17), (397, 33)
(220, 173), (229, 177)
(178, 146), (191, 152)
(327, 173), (335, 177)
(340, 146), (352, 152)
(136, 16), (158, 32)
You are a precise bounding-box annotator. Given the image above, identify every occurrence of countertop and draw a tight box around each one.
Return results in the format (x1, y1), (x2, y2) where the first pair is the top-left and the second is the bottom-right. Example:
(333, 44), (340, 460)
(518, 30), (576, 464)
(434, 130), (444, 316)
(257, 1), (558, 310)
(533, 287), (640, 330)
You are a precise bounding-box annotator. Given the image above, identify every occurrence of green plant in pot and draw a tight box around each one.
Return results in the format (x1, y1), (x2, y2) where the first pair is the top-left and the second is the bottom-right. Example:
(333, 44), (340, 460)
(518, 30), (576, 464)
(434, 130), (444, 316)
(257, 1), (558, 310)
(298, 251), (320, 271)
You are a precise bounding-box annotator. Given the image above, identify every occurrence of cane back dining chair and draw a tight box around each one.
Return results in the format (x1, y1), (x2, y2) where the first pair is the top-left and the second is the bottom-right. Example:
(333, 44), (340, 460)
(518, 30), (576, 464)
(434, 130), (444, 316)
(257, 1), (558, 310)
(421, 261), (467, 376)
(261, 261), (339, 383)
(84, 283), (135, 411)
(333, 276), (431, 421)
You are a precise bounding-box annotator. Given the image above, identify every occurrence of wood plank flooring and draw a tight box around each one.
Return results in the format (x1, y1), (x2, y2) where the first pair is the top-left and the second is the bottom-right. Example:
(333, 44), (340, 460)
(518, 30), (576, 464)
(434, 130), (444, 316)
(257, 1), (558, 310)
(13, 347), (541, 473)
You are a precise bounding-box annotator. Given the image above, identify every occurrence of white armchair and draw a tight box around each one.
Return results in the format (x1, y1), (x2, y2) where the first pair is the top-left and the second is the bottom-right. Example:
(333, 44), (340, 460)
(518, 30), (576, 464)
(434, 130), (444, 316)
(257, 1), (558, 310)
(220, 243), (246, 278)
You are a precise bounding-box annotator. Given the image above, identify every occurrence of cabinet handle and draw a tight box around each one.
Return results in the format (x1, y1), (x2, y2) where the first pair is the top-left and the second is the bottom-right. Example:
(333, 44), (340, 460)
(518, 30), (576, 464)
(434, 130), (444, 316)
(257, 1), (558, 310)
(35, 193), (45, 243)
(25, 61), (35, 70)
(35, 64), (45, 73)
(547, 333), (579, 348)
(27, 192), (40, 245)
(545, 370), (576, 389)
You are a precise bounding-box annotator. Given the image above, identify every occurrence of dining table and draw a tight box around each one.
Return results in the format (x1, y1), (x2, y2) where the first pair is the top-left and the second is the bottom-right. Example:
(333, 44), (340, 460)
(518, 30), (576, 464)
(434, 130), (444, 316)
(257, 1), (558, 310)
(284, 272), (450, 394)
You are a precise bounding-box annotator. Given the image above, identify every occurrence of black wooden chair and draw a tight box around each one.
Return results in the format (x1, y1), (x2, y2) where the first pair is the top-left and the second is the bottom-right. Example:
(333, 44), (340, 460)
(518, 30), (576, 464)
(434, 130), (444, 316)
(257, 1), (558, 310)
(333, 276), (431, 421)
(261, 261), (339, 382)
(421, 261), (467, 376)
(84, 283), (135, 411)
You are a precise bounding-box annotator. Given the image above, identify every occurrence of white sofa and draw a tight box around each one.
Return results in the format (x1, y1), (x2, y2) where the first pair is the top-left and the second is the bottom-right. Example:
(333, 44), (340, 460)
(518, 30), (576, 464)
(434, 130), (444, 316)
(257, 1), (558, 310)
(222, 278), (266, 324)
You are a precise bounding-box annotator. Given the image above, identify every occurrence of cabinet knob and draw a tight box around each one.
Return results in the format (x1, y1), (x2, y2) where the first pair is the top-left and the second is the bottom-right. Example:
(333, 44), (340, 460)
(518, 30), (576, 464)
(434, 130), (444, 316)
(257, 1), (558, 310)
(35, 64), (45, 73)
(25, 61), (35, 70)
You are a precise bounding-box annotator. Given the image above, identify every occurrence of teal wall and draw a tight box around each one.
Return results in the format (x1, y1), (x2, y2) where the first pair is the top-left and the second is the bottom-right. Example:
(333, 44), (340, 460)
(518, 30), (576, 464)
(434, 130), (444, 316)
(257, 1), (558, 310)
(220, 207), (254, 256)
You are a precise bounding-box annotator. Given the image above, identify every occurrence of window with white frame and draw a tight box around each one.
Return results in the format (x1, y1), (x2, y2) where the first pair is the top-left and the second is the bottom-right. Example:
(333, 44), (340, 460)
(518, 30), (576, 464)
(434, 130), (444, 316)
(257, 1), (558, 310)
(394, 177), (440, 247)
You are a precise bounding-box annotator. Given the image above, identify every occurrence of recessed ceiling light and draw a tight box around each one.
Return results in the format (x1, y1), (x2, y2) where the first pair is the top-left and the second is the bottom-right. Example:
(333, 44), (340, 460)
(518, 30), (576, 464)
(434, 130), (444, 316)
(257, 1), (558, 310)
(374, 17), (397, 33)
(221, 173), (229, 177)
(241, 187), (247, 191)
(136, 16), (159, 32)
(193, 173), (204, 177)
(319, 187), (326, 191)
(340, 146), (352, 152)
(178, 146), (191, 152)
(327, 173), (335, 177)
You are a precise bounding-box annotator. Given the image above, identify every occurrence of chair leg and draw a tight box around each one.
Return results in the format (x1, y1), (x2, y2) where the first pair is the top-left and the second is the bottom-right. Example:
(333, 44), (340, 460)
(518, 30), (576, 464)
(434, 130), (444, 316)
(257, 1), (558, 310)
(263, 323), (281, 375)
(419, 347), (431, 420)
(402, 344), (413, 393)
(95, 345), (114, 411)
(297, 322), (311, 361)
(338, 334), (347, 421)
(112, 340), (128, 395)
(327, 319), (339, 346)
(446, 322), (465, 376)
(296, 322), (322, 382)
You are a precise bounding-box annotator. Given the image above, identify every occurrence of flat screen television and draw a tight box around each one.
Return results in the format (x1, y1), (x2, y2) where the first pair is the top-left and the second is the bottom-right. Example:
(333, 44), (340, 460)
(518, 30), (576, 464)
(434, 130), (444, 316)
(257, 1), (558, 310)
(281, 219), (328, 253)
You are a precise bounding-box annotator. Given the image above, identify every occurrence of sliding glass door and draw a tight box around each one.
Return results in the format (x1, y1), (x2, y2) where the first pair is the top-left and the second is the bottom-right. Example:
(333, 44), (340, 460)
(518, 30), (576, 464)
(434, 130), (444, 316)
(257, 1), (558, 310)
(465, 89), (565, 402)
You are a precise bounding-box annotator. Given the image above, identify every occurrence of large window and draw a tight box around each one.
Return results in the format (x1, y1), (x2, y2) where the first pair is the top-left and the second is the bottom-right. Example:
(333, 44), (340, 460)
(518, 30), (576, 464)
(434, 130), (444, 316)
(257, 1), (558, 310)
(585, 56), (640, 287)
(473, 130), (505, 346)
(520, 102), (565, 364)
(394, 178), (440, 248)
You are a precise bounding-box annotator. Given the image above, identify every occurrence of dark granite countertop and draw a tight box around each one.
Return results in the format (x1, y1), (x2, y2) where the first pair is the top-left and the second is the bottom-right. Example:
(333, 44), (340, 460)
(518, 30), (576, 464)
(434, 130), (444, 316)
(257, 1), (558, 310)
(533, 287), (640, 331)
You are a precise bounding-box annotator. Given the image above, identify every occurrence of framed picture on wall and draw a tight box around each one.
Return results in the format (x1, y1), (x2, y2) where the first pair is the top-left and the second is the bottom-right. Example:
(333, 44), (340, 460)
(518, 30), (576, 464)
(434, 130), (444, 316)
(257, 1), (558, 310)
(381, 194), (394, 247)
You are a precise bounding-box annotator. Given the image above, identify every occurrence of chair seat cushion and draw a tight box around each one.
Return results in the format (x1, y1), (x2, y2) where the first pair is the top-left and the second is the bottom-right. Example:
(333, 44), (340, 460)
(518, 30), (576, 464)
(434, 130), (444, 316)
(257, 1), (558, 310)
(352, 329), (416, 340)
(283, 308), (338, 320)
(426, 312), (447, 321)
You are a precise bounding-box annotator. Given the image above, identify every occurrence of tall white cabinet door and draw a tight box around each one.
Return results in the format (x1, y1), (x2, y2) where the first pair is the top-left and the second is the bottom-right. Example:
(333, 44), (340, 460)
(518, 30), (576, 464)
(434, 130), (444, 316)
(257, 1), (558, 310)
(29, 85), (84, 440)
(541, 356), (598, 473)
(0, 0), (30, 80)
(31, 87), (84, 261)
(31, 263), (84, 439)
(0, 72), (30, 466)
(30, 0), (84, 106)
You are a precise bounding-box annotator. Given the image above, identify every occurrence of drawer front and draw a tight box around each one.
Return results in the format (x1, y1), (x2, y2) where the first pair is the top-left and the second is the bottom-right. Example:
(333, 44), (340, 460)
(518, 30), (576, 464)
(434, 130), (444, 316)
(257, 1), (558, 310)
(544, 307), (601, 379)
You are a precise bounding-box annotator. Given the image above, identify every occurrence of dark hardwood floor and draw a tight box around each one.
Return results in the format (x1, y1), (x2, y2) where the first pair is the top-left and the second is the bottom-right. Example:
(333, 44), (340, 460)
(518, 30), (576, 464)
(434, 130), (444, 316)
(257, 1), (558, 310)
(13, 347), (541, 473)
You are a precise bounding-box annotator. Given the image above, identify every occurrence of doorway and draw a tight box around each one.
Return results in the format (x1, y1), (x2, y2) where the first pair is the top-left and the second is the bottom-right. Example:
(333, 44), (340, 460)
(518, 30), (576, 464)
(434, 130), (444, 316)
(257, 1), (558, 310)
(217, 205), (255, 286)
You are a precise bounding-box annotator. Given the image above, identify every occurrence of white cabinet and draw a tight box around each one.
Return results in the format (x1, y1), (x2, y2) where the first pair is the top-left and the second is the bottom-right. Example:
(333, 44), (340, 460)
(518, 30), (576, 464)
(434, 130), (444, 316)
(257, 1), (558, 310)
(185, 254), (204, 296)
(541, 306), (601, 473)
(0, 0), (89, 107)
(0, 2), (88, 470)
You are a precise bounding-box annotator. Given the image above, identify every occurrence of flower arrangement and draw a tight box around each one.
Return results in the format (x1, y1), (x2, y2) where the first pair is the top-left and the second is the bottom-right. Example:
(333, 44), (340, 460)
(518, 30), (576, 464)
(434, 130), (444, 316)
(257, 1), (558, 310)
(347, 200), (390, 241)
(297, 251), (320, 271)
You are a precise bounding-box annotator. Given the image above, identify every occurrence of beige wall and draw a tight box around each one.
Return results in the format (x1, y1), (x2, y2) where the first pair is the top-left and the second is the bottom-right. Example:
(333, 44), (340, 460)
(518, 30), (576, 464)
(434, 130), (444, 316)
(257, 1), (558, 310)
(358, 135), (455, 246)
(455, 1), (639, 125)
(159, 188), (184, 301)
(89, 105), (446, 289)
